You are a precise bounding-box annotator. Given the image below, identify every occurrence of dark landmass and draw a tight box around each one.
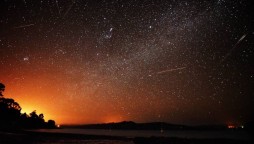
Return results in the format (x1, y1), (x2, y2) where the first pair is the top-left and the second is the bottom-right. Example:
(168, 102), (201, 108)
(133, 137), (251, 144)
(63, 121), (187, 130)
(0, 130), (130, 144)
(0, 130), (252, 144)
(62, 121), (244, 131)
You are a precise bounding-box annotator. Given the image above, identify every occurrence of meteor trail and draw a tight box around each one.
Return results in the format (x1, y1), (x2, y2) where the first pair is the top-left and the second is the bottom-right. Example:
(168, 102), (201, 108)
(63, 1), (75, 18)
(56, 0), (61, 16)
(220, 33), (247, 63)
(157, 67), (186, 74)
(14, 24), (34, 29)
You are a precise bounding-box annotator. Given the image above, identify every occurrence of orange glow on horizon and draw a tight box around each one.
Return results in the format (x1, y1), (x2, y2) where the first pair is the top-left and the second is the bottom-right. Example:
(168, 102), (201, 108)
(103, 115), (124, 123)
(1, 81), (127, 125)
(0, 70), (218, 125)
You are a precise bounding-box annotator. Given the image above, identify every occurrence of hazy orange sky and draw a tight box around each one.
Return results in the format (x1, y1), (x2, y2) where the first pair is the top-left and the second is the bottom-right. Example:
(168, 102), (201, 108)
(1, 0), (253, 125)
(2, 76), (180, 124)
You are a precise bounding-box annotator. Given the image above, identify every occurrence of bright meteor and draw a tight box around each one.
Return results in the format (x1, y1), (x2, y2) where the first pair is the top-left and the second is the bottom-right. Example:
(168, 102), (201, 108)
(157, 67), (186, 75)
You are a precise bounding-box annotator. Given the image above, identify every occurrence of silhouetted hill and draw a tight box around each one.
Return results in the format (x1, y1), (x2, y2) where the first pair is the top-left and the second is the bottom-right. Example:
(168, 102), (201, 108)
(62, 121), (229, 131)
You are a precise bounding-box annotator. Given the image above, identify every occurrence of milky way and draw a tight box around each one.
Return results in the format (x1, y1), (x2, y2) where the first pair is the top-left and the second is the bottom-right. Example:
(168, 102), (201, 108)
(0, 0), (253, 125)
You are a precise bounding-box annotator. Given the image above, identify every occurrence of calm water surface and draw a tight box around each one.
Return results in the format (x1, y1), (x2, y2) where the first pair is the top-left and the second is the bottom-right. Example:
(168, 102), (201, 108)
(33, 128), (251, 140)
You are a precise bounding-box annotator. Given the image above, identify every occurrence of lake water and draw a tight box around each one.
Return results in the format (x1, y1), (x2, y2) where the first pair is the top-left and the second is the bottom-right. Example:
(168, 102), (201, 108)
(32, 128), (251, 140)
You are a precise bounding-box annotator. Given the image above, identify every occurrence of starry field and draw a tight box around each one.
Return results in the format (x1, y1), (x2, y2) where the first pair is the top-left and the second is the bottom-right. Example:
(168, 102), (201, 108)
(0, 0), (253, 125)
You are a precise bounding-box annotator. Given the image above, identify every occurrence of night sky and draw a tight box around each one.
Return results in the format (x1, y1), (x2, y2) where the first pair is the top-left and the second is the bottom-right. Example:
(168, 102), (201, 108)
(0, 0), (253, 125)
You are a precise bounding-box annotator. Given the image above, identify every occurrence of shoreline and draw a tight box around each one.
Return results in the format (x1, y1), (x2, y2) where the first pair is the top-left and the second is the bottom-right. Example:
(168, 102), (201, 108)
(0, 129), (252, 144)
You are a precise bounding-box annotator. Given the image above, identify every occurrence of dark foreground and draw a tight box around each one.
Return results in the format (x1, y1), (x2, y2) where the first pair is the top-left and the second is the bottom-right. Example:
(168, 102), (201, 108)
(0, 130), (252, 144)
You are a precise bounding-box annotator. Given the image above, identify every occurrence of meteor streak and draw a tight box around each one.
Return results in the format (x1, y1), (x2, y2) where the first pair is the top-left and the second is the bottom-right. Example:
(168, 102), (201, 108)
(14, 24), (34, 29)
(157, 67), (186, 74)
(220, 34), (247, 63)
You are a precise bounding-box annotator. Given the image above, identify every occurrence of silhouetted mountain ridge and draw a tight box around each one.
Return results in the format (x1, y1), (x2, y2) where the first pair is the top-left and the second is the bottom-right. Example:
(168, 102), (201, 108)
(62, 121), (230, 130)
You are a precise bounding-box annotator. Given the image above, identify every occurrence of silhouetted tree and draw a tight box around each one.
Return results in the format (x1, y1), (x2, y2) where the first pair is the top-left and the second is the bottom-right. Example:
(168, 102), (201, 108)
(30, 110), (39, 119)
(39, 113), (44, 119)
(19, 113), (29, 128)
(0, 83), (5, 96)
(0, 83), (22, 128)
(0, 98), (21, 128)
(24, 111), (47, 128)
(0, 82), (56, 130)
(47, 120), (56, 128)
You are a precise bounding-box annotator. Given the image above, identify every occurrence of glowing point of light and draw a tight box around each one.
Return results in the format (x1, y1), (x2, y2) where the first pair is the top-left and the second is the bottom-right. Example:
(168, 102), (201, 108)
(227, 125), (235, 129)
(160, 128), (164, 133)
(23, 57), (29, 61)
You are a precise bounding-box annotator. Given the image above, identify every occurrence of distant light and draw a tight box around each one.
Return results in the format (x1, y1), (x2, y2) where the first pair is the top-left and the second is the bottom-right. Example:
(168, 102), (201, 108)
(160, 128), (164, 133)
(57, 124), (61, 128)
(241, 125), (244, 129)
(228, 125), (235, 129)
(23, 57), (29, 61)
